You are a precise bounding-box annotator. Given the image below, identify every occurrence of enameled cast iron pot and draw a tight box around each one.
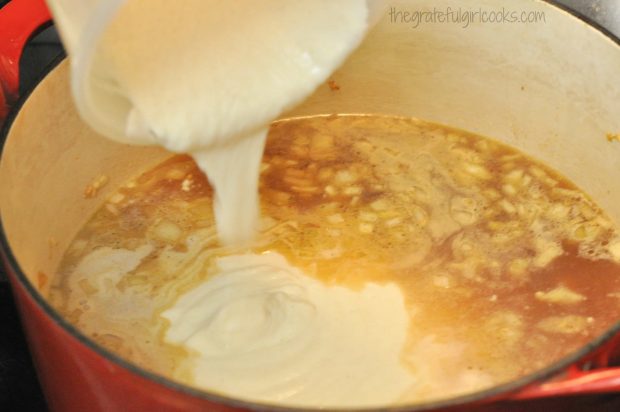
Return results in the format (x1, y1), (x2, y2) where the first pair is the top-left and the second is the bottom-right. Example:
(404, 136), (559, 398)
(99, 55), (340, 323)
(1, 0), (620, 410)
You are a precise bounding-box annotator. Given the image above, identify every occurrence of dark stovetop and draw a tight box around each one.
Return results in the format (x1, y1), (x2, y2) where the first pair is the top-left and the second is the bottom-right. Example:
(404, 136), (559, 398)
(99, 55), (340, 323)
(0, 283), (47, 411)
(1, 2), (620, 412)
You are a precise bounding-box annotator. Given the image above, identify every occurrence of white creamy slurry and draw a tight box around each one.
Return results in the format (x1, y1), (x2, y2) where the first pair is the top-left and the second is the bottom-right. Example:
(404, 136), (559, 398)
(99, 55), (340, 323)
(161, 252), (415, 407)
(76, 0), (418, 406)
(95, 0), (371, 245)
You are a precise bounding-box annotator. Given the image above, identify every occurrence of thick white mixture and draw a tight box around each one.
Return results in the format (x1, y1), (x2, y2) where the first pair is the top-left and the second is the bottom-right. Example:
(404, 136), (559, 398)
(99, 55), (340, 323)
(162, 252), (414, 407)
(70, 0), (418, 407)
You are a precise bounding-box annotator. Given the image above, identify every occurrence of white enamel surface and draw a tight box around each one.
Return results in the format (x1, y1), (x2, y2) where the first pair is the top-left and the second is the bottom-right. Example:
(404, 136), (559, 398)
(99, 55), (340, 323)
(285, 0), (620, 223)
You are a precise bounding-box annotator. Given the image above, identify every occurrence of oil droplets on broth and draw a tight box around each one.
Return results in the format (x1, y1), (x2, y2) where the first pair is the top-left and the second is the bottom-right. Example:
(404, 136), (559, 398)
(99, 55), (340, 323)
(49, 115), (620, 408)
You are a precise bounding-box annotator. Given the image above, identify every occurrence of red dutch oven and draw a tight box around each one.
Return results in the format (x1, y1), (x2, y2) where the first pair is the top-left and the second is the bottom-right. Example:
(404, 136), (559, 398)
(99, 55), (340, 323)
(1, 0), (620, 411)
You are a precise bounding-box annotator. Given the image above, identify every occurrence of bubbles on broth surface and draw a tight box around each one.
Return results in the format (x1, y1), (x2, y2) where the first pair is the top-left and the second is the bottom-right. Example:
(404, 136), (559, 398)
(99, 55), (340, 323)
(48, 115), (620, 405)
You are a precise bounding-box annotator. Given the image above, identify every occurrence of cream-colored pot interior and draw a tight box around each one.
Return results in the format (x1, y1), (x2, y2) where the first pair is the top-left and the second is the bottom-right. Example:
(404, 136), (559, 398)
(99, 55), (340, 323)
(1, 0), (620, 316)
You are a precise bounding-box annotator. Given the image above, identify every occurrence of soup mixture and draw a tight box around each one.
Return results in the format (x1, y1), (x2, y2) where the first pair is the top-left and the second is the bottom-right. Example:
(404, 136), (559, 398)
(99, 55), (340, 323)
(48, 115), (620, 408)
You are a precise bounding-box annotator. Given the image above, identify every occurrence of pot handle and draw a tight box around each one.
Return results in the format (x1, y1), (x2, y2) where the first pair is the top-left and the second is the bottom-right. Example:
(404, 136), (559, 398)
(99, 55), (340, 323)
(0, 0), (51, 122)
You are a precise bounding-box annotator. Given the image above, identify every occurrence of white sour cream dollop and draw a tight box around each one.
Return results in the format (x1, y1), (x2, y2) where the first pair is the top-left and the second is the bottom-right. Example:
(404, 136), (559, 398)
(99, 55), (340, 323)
(161, 252), (415, 408)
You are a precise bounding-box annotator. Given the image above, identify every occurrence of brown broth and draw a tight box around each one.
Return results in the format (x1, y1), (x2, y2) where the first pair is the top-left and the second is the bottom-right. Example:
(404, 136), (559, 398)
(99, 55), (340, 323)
(48, 115), (620, 403)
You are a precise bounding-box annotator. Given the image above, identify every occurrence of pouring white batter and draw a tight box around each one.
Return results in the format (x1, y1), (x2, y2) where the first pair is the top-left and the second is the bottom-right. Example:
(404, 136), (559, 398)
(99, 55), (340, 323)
(94, 0), (371, 245)
(68, 0), (417, 406)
